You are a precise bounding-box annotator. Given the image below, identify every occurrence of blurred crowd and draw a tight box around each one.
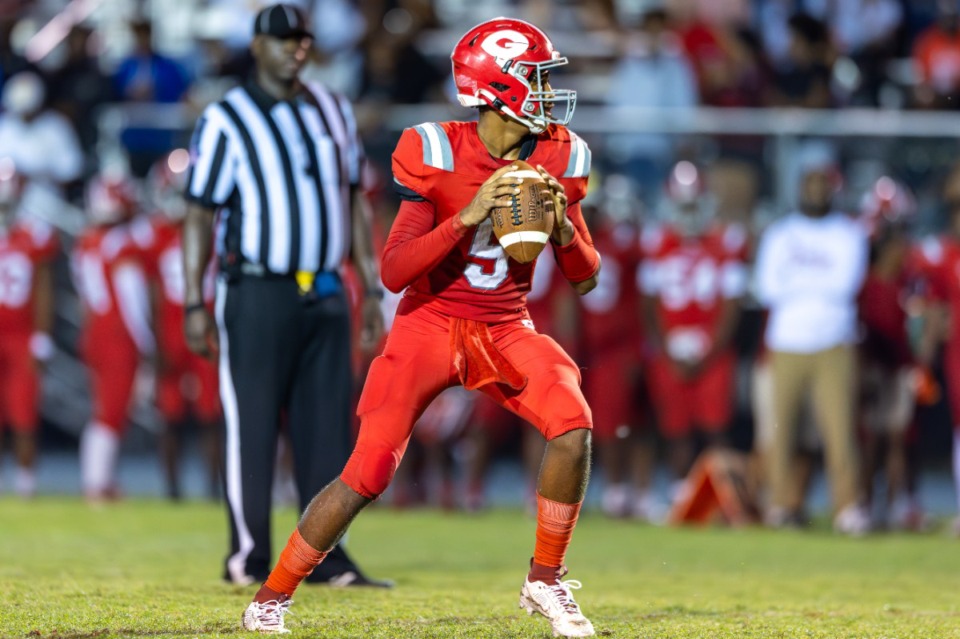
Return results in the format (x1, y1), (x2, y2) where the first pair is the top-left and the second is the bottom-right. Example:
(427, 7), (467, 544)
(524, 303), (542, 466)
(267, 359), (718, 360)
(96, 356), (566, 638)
(4, 0), (960, 537)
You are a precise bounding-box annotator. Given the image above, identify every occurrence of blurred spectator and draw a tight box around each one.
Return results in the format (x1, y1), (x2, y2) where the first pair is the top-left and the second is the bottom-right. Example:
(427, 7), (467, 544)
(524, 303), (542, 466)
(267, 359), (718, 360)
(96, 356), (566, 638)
(766, 13), (834, 108)
(830, 0), (903, 105)
(114, 19), (190, 104)
(113, 19), (191, 175)
(0, 18), (29, 97)
(639, 162), (747, 505)
(604, 7), (698, 204)
(671, 1), (761, 107)
(73, 171), (154, 504)
(0, 71), (84, 194)
(359, 6), (444, 105)
(754, 146), (870, 535)
(46, 25), (114, 156)
(912, 0), (960, 109)
(0, 159), (58, 498)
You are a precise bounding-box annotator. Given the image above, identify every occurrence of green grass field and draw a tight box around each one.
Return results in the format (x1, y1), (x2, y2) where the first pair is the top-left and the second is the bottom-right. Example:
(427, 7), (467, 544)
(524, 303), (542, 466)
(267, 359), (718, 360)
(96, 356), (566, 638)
(2, 498), (959, 639)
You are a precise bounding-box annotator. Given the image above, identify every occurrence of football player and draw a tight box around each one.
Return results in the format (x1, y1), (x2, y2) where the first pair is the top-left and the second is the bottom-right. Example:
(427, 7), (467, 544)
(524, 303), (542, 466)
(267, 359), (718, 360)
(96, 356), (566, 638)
(857, 176), (928, 531)
(0, 158), (58, 498)
(73, 169), (154, 503)
(915, 162), (960, 535)
(244, 18), (600, 637)
(135, 150), (221, 501)
(576, 195), (655, 521)
(638, 161), (748, 502)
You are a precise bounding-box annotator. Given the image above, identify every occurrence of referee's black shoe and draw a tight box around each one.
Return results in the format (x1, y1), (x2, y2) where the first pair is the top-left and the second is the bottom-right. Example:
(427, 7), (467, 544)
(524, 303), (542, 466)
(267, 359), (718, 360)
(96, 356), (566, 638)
(304, 544), (394, 588)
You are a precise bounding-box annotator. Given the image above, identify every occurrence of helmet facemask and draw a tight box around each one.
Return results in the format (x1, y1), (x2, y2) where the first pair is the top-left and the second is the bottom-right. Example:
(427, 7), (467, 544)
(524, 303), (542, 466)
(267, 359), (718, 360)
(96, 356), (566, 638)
(505, 57), (576, 133)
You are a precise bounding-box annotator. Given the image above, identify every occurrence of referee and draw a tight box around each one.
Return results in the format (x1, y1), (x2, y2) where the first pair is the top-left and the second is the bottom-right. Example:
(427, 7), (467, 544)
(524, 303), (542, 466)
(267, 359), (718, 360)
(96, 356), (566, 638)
(182, 3), (388, 588)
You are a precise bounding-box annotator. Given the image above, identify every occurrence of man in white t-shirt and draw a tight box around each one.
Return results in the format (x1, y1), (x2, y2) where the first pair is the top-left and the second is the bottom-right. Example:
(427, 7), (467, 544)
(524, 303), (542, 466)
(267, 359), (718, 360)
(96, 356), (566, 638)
(754, 151), (870, 535)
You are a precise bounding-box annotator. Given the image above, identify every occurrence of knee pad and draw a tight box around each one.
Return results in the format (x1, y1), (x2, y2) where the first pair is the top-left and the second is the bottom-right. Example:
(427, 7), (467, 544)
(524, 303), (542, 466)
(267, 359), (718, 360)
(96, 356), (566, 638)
(543, 380), (592, 437)
(340, 442), (400, 499)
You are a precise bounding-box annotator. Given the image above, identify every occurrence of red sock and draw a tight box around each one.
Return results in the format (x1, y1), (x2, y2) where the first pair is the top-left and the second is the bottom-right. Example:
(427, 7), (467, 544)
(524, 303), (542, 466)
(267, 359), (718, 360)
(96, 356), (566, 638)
(530, 493), (582, 584)
(258, 529), (328, 601)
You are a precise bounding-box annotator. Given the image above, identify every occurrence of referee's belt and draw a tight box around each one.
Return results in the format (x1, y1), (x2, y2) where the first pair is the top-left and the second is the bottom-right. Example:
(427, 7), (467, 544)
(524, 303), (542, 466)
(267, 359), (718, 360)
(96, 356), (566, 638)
(240, 262), (341, 297)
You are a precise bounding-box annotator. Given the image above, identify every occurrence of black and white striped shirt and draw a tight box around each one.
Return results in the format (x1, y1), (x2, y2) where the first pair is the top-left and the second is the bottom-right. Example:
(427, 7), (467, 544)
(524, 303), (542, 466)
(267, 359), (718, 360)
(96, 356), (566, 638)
(186, 80), (362, 275)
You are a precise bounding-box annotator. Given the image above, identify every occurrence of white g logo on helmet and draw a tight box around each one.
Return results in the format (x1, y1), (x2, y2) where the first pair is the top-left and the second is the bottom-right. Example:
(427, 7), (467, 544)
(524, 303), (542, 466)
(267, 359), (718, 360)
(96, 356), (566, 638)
(481, 30), (529, 61)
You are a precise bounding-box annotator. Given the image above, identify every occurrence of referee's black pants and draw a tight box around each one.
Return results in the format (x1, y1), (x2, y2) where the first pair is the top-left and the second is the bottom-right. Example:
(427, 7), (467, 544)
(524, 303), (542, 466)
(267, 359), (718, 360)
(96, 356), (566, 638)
(215, 273), (363, 583)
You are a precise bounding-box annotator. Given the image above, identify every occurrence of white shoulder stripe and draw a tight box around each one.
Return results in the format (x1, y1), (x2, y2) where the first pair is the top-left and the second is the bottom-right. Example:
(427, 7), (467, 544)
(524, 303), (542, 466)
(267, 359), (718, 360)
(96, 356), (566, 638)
(563, 133), (591, 178)
(413, 122), (454, 171)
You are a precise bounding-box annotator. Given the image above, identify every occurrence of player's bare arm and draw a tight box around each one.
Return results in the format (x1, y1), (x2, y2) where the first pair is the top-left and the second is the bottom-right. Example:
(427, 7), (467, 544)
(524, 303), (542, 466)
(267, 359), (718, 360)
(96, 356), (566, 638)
(182, 202), (218, 359)
(458, 164), (523, 227)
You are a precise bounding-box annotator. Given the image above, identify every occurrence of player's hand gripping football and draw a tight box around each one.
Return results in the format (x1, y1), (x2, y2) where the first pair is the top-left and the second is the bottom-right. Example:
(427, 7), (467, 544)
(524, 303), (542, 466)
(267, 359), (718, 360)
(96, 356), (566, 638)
(458, 164), (523, 228)
(536, 165), (574, 245)
(184, 306), (219, 360)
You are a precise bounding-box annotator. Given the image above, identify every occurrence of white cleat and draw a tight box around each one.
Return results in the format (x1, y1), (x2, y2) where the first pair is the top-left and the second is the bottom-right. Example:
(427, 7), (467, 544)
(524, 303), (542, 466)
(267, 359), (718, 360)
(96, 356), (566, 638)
(519, 574), (595, 638)
(242, 598), (293, 634)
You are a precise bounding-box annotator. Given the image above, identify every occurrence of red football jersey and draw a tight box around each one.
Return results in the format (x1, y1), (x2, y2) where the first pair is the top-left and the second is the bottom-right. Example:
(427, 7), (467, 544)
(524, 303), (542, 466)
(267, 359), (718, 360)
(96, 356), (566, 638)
(0, 217), (58, 335)
(72, 225), (147, 353)
(391, 121), (592, 322)
(134, 214), (216, 357)
(917, 235), (960, 346)
(858, 270), (913, 368)
(638, 222), (749, 360)
(579, 221), (642, 353)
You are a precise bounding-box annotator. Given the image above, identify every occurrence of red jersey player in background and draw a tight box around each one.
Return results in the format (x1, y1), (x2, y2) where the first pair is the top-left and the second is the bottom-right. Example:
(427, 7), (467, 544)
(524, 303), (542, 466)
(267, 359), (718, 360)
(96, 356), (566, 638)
(73, 170), (155, 503)
(0, 158), (57, 498)
(916, 161), (960, 534)
(639, 161), (748, 504)
(577, 196), (655, 521)
(244, 18), (601, 637)
(857, 176), (929, 531)
(135, 150), (221, 501)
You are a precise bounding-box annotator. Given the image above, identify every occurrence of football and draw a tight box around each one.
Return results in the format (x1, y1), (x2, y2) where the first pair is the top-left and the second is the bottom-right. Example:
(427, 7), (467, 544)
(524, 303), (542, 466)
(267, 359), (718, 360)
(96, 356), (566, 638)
(490, 160), (554, 264)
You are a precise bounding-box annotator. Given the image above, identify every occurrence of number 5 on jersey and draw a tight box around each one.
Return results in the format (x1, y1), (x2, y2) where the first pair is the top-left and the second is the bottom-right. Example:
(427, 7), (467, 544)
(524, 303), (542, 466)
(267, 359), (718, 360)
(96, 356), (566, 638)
(465, 219), (509, 289)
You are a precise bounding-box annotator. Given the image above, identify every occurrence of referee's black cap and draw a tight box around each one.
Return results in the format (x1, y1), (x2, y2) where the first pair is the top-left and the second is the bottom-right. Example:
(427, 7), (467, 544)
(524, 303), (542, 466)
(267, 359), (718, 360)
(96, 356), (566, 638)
(254, 4), (313, 40)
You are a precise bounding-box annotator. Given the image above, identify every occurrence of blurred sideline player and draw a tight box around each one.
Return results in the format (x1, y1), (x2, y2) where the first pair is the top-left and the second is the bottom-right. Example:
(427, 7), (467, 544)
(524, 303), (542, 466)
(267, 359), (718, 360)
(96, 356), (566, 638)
(244, 18), (600, 637)
(577, 190), (656, 521)
(638, 161), (747, 503)
(915, 162), (960, 535)
(857, 176), (929, 531)
(0, 158), (57, 497)
(73, 169), (154, 503)
(134, 150), (221, 501)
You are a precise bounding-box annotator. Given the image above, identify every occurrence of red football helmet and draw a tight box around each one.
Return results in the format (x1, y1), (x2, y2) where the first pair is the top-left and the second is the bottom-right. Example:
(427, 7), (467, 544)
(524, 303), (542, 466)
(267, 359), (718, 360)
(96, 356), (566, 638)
(859, 175), (916, 237)
(451, 17), (576, 134)
(86, 170), (139, 225)
(147, 148), (190, 220)
(0, 157), (26, 210)
(665, 161), (706, 206)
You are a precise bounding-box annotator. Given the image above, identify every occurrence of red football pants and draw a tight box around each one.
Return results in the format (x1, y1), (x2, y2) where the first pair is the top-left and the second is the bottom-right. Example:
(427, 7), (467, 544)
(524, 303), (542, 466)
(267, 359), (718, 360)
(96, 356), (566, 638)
(83, 331), (139, 433)
(0, 335), (39, 431)
(647, 350), (736, 438)
(341, 304), (592, 499)
(581, 346), (642, 442)
(157, 354), (220, 423)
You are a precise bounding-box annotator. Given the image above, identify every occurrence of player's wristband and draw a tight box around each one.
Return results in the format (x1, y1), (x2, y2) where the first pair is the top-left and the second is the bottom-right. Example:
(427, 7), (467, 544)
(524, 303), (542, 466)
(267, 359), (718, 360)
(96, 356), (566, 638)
(184, 302), (207, 315)
(553, 228), (601, 283)
(30, 331), (55, 362)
